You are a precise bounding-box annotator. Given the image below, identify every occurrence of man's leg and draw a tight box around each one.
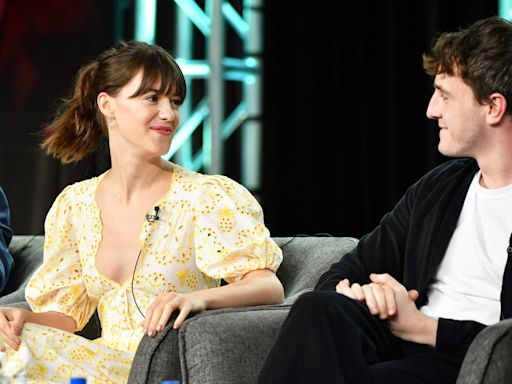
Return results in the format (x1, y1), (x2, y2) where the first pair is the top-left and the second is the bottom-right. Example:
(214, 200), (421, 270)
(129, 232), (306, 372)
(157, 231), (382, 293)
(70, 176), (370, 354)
(257, 290), (402, 384)
(369, 341), (465, 384)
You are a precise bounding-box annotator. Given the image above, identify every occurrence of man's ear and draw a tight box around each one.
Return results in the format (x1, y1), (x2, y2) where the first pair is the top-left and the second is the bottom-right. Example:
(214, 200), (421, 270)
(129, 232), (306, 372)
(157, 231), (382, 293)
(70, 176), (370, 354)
(97, 92), (114, 117)
(486, 92), (508, 126)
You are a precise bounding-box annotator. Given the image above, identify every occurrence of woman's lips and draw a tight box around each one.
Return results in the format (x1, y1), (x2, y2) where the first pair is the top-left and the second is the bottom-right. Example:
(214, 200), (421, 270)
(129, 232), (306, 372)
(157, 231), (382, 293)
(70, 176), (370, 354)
(151, 125), (173, 136)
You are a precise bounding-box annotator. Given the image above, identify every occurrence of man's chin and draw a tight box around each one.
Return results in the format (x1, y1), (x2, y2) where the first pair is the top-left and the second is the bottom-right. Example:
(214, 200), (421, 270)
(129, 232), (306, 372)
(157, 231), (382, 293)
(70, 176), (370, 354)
(438, 144), (458, 158)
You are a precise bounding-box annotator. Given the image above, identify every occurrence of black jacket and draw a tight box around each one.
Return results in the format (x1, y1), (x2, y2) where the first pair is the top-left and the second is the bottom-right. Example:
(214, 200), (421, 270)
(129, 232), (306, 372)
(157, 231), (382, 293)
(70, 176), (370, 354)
(316, 158), (511, 352)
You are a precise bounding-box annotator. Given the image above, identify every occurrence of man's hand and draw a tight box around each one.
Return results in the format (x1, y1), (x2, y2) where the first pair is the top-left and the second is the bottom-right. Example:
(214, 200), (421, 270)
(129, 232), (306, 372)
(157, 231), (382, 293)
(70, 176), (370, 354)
(336, 277), (398, 319)
(369, 273), (438, 346)
(336, 273), (438, 346)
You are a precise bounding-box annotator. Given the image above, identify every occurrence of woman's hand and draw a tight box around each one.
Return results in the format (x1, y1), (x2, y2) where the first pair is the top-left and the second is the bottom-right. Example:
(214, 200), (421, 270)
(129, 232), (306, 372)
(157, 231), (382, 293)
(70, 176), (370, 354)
(0, 307), (28, 351)
(141, 292), (207, 336)
(140, 269), (283, 337)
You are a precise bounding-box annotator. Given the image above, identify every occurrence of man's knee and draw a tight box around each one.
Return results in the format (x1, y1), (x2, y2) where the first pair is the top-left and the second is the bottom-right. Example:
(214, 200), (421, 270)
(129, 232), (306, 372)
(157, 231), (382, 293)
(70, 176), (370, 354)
(294, 290), (339, 310)
(291, 290), (360, 320)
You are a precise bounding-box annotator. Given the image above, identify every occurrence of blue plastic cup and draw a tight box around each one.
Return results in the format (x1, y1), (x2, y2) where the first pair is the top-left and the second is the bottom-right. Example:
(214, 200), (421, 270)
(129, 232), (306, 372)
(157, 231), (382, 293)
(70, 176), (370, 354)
(69, 378), (87, 384)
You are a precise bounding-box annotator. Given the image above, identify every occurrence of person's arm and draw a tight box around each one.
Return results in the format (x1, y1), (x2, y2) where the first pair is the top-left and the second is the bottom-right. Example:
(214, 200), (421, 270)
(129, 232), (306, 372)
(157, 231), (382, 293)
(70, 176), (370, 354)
(0, 308), (76, 351)
(0, 187), (14, 293)
(25, 186), (97, 333)
(24, 310), (77, 332)
(384, 276), (485, 350)
(335, 272), (438, 345)
(189, 269), (283, 309)
(143, 175), (284, 336)
(436, 318), (486, 351)
(142, 269), (283, 335)
(367, 273), (438, 346)
(339, 273), (485, 350)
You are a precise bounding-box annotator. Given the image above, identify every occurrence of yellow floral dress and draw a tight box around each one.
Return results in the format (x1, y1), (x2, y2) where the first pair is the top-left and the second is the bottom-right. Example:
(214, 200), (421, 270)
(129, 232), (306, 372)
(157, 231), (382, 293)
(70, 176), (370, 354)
(0, 163), (282, 383)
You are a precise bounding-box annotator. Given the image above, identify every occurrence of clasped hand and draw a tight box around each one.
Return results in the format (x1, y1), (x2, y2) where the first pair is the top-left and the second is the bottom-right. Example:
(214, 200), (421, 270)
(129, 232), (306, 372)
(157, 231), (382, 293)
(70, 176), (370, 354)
(141, 292), (206, 336)
(336, 273), (436, 345)
(0, 307), (26, 351)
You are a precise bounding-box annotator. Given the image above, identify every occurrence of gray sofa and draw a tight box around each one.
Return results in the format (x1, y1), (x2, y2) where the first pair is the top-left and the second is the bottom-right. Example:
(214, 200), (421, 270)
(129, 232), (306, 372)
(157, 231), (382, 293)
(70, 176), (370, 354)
(2, 235), (511, 384)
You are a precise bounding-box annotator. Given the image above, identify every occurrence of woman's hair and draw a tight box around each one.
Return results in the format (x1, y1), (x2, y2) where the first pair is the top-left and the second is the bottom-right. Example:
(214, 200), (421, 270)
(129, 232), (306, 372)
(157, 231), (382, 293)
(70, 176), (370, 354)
(42, 40), (187, 163)
(422, 16), (512, 114)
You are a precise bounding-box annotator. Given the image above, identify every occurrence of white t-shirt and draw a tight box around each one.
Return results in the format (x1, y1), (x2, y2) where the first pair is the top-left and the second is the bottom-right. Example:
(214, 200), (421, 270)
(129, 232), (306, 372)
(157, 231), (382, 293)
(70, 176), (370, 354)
(420, 171), (512, 325)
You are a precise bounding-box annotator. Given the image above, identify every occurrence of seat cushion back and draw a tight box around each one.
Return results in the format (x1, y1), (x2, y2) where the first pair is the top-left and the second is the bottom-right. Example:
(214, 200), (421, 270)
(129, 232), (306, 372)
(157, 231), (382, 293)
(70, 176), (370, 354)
(273, 236), (358, 302)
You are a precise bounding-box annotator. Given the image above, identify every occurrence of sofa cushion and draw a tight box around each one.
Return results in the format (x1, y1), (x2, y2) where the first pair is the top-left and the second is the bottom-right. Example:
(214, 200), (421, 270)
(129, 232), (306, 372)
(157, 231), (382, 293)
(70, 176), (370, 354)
(273, 236), (358, 302)
(1, 235), (44, 309)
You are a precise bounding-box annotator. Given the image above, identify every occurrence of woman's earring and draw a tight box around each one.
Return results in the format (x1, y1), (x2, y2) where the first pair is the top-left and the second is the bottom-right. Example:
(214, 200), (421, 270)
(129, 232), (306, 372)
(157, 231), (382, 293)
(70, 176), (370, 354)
(107, 118), (115, 129)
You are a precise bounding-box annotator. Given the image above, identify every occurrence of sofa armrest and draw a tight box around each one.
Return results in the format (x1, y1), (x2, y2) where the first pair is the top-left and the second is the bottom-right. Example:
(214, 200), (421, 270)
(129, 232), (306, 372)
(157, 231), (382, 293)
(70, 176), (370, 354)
(456, 318), (512, 384)
(128, 236), (358, 384)
(128, 304), (291, 384)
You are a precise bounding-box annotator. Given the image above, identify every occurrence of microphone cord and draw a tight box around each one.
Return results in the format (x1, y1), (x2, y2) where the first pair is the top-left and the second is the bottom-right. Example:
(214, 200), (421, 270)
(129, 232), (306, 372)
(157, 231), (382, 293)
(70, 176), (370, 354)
(131, 248), (146, 318)
(131, 205), (161, 319)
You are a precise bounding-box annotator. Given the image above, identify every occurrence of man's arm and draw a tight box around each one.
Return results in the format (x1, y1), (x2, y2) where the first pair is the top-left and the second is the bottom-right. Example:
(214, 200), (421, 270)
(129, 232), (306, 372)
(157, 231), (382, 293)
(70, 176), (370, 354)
(336, 273), (438, 345)
(370, 273), (438, 346)
(0, 187), (14, 293)
(338, 273), (486, 350)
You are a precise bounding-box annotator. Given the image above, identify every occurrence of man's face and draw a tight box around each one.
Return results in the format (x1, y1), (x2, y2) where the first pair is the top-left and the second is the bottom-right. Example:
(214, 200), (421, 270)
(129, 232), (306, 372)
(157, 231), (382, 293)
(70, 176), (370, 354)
(426, 73), (487, 158)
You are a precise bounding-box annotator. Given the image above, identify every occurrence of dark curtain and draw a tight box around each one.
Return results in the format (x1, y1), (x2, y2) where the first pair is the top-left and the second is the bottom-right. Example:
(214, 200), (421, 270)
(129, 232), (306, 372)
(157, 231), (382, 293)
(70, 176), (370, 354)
(0, 0), (498, 238)
(0, 0), (113, 234)
(261, 1), (497, 238)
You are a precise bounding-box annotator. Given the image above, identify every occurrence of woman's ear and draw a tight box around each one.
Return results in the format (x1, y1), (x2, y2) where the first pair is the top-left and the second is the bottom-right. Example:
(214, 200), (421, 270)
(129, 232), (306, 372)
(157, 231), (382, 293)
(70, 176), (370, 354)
(97, 92), (114, 117)
(486, 92), (508, 126)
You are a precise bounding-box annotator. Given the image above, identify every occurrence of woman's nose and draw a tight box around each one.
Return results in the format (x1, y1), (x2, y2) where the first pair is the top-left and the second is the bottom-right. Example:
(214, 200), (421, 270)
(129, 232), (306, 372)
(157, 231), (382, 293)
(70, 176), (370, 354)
(159, 100), (176, 121)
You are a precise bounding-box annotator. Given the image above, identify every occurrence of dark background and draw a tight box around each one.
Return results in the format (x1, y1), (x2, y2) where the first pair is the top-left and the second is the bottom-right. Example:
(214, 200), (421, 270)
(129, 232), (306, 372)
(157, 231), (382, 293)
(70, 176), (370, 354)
(0, 0), (498, 238)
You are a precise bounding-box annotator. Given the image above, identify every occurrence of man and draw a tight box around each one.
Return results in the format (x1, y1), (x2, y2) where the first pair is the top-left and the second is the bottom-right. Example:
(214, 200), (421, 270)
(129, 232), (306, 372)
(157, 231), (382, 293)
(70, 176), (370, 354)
(0, 187), (13, 294)
(258, 16), (512, 384)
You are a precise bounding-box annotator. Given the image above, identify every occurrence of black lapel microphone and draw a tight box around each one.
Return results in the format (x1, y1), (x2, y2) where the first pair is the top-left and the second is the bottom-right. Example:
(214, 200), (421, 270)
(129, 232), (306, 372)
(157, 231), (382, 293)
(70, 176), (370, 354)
(145, 206), (160, 223)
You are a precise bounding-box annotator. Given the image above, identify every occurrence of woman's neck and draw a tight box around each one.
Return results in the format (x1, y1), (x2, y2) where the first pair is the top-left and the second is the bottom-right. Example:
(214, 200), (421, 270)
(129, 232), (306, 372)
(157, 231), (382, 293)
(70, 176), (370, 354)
(106, 157), (172, 204)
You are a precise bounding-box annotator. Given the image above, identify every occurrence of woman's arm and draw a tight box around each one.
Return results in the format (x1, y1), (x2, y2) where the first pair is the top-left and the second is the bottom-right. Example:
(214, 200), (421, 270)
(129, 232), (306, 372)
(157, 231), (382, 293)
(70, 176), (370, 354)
(24, 310), (77, 333)
(191, 269), (284, 308)
(0, 307), (76, 351)
(142, 269), (283, 335)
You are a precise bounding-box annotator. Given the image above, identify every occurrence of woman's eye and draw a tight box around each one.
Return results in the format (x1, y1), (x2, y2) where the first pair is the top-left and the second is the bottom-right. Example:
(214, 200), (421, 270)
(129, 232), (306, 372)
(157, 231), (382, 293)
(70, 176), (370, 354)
(146, 95), (158, 102)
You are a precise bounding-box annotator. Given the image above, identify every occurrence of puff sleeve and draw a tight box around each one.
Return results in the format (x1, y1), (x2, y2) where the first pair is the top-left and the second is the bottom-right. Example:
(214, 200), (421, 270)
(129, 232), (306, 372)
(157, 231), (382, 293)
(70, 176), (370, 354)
(25, 187), (97, 331)
(193, 175), (282, 283)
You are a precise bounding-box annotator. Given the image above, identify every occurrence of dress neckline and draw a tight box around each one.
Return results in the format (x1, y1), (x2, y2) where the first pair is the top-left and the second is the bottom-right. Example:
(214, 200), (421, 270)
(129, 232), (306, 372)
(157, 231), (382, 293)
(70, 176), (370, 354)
(91, 163), (178, 287)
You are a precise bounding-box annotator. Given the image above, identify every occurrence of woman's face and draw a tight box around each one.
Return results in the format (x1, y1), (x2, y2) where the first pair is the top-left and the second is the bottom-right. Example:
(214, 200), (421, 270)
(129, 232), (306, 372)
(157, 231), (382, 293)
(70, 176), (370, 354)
(104, 70), (181, 159)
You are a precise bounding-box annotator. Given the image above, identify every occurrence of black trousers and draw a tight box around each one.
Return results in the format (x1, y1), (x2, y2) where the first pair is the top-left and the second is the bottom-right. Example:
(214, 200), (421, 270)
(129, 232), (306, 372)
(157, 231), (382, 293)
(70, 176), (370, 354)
(257, 291), (467, 384)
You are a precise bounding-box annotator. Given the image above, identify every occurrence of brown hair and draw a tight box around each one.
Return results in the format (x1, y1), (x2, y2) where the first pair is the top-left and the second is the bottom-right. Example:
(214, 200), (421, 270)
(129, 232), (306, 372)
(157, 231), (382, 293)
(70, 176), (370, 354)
(42, 40), (187, 163)
(423, 16), (512, 114)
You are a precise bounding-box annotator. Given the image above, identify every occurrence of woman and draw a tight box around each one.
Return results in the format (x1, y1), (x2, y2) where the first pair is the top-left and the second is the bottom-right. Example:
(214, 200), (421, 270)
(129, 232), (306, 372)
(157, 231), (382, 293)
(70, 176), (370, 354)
(0, 41), (283, 383)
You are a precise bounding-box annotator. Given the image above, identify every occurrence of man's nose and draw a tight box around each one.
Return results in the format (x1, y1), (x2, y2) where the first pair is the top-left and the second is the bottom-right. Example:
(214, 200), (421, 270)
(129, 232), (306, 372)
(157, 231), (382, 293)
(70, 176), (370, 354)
(426, 93), (441, 120)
